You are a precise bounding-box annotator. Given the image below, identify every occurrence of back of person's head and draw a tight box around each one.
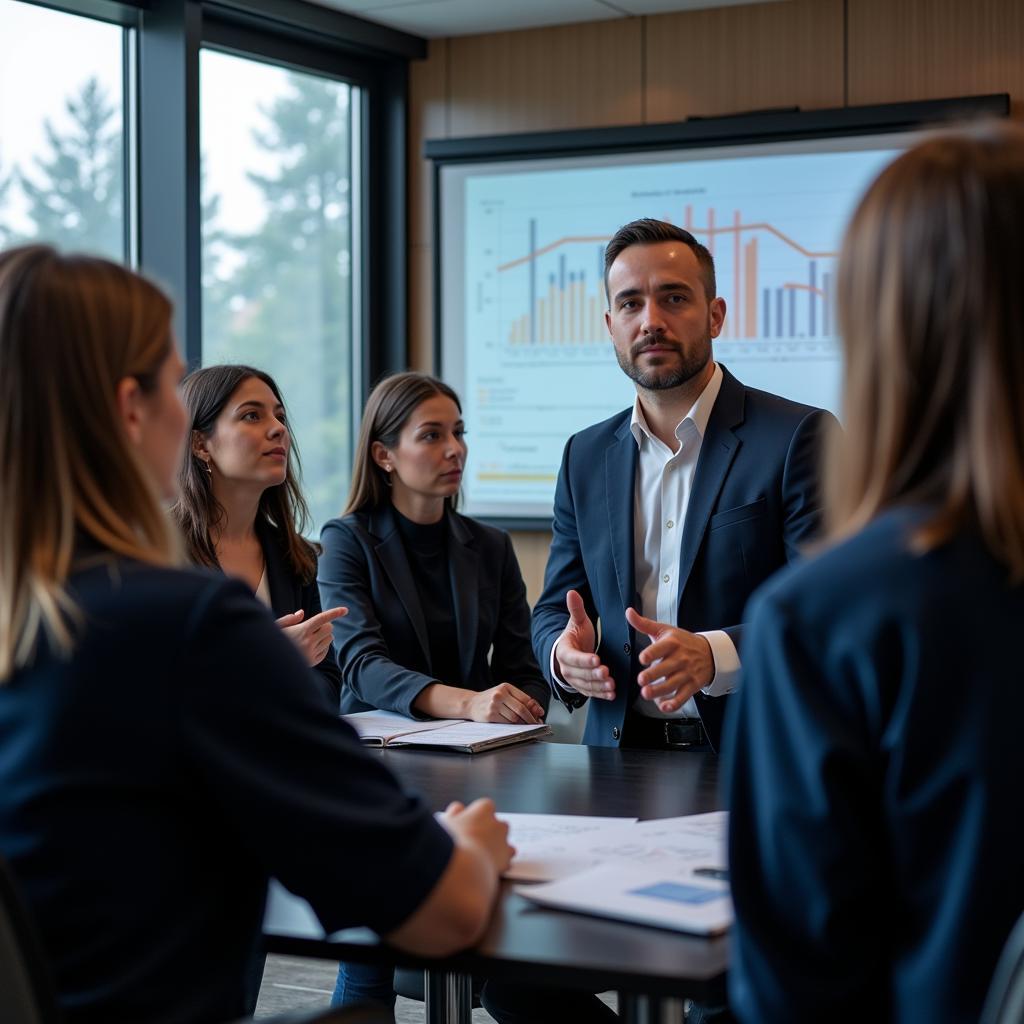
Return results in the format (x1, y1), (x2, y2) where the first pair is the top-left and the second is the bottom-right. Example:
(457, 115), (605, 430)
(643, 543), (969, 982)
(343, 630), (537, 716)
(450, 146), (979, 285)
(0, 245), (178, 682)
(830, 122), (1024, 577)
(603, 218), (717, 301)
(345, 371), (462, 515)
(173, 363), (316, 582)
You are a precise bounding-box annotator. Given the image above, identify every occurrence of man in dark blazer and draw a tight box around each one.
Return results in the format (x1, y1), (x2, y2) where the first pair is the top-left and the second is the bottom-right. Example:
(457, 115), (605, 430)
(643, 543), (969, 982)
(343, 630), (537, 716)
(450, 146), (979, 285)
(532, 218), (834, 753)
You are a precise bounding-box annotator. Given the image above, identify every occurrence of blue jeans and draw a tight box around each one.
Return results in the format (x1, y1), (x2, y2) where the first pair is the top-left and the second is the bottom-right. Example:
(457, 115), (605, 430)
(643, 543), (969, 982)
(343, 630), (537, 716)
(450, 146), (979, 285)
(330, 960), (396, 1008)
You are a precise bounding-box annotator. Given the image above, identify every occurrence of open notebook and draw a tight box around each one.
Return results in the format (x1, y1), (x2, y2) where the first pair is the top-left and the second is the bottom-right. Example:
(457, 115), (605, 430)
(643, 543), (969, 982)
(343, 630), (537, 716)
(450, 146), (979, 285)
(342, 710), (551, 753)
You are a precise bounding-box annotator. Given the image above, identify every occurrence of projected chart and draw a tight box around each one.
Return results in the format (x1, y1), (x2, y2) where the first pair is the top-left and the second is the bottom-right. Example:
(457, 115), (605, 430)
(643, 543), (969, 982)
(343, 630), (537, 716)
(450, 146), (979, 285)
(451, 142), (902, 517)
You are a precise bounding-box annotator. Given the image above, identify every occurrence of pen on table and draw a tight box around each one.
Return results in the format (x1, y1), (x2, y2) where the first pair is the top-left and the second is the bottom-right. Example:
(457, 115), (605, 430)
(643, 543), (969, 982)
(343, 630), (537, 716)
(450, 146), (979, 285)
(693, 866), (730, 881)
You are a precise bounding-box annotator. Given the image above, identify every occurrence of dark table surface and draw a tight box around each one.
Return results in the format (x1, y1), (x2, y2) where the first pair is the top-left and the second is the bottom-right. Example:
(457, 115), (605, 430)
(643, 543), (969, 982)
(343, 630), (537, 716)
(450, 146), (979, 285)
(264, 740), (729, 1000)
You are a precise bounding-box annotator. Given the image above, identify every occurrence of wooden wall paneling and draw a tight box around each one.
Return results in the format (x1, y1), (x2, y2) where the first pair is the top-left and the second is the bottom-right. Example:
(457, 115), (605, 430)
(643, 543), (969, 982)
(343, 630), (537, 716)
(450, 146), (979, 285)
(408, 38), (448, 249)
(848, 0), (1024, 118)
(509, 530), (553, 607)
(645, 0), (845, 123)
(447, 19), (644, 137)
(407, 243), (433, 372)
(407, 39), (447, 373)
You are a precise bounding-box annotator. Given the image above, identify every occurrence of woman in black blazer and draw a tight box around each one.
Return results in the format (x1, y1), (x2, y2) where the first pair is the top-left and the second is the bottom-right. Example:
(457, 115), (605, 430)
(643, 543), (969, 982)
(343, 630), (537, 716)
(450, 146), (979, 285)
(319, 371), (549, 724)
(173, 364), (345, 709)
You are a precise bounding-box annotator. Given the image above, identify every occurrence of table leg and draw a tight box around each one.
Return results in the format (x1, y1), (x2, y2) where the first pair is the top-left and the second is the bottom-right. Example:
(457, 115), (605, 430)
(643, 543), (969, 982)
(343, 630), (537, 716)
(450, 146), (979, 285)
(423, 969), (472, 1024)
(618, 992), (686, 1024)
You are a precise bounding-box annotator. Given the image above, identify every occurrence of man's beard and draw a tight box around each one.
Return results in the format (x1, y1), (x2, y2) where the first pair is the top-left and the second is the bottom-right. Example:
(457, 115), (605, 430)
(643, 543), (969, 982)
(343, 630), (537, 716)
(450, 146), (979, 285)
(615, 335), (712, 390)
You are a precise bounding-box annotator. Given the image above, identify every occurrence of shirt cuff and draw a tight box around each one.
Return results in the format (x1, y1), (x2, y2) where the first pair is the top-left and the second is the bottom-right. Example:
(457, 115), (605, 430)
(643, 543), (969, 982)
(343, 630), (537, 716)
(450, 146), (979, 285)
(699, 630), (741, 697)
(549, 639), (579, 695)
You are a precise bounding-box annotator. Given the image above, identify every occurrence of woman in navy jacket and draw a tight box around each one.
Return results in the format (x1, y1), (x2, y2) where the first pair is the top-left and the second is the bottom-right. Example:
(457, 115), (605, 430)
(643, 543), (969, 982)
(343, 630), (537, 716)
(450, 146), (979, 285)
(0, 247), (513, 1024)
(725, 125), (1024, 1024)
(173, 364), (345, 710)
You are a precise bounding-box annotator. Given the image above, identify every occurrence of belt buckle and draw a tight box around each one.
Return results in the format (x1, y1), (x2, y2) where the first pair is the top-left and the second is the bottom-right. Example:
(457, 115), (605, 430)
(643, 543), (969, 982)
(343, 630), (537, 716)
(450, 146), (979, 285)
(663, 720), (698, 749)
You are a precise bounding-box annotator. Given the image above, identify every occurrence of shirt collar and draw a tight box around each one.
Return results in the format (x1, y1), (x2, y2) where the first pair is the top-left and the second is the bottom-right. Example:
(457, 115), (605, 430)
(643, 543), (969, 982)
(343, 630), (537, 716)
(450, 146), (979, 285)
(629, 361), (724, 449)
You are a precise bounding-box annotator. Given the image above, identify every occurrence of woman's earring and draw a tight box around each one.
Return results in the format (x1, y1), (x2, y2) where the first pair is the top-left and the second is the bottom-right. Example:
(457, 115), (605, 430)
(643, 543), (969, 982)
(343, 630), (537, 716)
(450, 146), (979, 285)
(383, 467), (393, 488)
(203, 459), (213, 476)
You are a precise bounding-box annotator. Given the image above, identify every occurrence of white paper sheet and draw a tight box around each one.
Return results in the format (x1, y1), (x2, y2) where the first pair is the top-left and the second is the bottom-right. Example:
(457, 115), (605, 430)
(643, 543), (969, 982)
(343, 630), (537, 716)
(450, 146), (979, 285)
(342, 710), (461, 742)
(517, 862), (732, 936)
(496, 813), (639, 881)
(388, 720), (549, 750)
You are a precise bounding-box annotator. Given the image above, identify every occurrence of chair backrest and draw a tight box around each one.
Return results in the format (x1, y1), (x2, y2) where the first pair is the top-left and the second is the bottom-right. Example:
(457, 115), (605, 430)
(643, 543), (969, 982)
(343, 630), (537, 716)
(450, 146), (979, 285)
(0, 855), (62, 1024)
(982, 912), (1024, 1024)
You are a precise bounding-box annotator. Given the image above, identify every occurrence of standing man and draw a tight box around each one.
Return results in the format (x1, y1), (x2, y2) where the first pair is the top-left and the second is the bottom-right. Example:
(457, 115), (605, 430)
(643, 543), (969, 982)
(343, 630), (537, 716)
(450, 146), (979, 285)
(532, 218), (834, 752)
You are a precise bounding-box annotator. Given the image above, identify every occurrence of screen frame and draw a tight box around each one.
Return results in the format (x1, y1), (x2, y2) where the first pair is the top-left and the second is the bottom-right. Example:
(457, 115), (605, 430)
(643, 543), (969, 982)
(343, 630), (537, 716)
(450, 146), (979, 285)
(427, 93), (1009, 531)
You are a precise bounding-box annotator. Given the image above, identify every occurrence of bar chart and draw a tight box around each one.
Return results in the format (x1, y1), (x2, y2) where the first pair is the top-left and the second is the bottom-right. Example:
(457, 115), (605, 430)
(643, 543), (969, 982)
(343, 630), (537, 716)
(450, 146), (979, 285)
(496, 208), (840, 356)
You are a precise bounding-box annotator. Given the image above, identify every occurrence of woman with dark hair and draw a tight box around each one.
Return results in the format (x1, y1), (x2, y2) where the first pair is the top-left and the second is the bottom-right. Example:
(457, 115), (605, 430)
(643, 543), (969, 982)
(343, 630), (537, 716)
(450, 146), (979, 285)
(319, 371), (574, 1015)
(319, 371), (549, 724)
(726, 124), (1024, 1023)
(173, 364), (345, 708)
(0, 246), (514, 1024)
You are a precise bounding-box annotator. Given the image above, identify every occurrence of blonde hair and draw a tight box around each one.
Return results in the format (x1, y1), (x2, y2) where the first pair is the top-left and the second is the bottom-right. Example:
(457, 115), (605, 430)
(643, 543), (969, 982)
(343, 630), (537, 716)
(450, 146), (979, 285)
(827, 123), (1024, 578)
(0, 246), (180, 681)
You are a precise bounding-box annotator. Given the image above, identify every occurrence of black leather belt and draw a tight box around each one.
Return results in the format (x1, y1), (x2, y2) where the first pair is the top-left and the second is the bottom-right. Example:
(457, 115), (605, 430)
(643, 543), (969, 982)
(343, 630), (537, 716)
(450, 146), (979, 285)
(624, 715), (709, 750)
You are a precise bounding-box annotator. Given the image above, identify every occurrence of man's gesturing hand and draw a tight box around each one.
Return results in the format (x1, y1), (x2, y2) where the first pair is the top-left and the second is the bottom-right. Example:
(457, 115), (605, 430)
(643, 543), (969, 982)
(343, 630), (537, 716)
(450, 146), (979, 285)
(553, 590), (615, 700)
(625, 607), (714, 712)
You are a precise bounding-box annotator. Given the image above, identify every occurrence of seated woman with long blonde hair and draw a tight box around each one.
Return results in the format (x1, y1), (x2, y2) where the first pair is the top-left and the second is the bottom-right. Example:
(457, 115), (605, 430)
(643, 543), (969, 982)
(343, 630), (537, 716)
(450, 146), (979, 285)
(0, 246), (513, 1024)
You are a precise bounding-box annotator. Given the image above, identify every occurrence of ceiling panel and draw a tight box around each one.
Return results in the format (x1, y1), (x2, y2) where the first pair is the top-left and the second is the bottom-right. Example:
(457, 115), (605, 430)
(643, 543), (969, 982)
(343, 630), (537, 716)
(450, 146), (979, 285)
(319, 0), (789, 38)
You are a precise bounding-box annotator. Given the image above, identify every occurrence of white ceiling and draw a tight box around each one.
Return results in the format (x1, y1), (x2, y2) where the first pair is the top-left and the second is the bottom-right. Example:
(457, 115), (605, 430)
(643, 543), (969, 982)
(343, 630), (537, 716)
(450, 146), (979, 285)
(320, 0), (787, 39)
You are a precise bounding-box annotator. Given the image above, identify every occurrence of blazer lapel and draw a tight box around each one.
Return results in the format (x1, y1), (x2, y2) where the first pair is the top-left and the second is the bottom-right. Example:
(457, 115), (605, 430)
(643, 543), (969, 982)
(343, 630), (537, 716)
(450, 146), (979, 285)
(446, 513), (479, 686)
(370, 505), (432, 666)
(676, 367), (745, 607)
(256, 518), (295, 617)
(605, 419), (638, 614)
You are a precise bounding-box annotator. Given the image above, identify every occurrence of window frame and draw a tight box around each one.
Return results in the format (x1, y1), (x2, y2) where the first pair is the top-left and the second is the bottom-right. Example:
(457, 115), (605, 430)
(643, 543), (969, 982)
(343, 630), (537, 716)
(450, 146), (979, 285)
(128, 0), (417, 404)
(11, 0), (418, 404)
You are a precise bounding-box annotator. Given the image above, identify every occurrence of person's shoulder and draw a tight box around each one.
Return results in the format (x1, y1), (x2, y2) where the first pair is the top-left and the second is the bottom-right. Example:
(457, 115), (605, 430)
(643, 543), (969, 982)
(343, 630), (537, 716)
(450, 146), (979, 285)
(739, 382), (828, 427)
(750, 506), (955, 627)
(321, 510), (372, 545)
(71, 557), (251, 637)
(565, 407), (632, 452)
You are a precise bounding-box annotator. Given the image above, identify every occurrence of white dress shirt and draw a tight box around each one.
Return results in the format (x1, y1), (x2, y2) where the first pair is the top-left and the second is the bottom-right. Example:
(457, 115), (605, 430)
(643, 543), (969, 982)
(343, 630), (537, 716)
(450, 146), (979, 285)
(552, 362), (741, 714)
(629, 362), (739, 719)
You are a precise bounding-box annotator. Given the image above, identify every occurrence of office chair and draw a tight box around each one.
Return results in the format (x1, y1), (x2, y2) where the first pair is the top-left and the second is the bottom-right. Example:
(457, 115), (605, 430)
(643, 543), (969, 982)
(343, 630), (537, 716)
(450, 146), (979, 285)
(981, 911), (1024, 1024)
(0, 854), (389, 1024)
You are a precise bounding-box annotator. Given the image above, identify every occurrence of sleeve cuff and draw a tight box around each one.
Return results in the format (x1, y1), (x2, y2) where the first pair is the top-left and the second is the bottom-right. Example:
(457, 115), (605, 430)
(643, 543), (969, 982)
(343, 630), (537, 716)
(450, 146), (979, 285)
(699, 630), (741, 697)
(549, 639), (585, 708)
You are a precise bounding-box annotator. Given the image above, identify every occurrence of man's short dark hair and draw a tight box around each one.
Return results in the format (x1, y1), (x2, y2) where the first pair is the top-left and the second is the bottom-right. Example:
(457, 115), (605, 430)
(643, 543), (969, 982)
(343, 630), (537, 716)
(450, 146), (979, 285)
(603, 218), (716, 303)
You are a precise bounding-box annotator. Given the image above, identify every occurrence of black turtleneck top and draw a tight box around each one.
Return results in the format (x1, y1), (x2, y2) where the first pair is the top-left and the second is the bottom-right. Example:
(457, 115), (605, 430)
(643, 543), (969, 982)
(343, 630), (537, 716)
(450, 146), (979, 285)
(393, 508), (463, 688)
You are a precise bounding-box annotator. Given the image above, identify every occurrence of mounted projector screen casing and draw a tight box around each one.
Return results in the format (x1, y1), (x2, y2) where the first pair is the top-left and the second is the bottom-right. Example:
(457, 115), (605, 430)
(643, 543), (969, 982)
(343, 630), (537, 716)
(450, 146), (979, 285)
(428, 96), (1008, 529)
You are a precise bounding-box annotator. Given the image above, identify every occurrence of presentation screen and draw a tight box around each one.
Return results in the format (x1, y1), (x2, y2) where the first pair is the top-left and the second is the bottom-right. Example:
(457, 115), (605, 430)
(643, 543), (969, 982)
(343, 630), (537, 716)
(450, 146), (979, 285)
(435, 104), (1002, 523)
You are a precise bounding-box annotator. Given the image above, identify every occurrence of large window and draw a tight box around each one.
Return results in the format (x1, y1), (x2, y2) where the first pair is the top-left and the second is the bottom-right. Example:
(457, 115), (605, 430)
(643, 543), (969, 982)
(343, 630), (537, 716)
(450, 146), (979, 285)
(201, 49), (358, 531)
(0, 0), (128, 259)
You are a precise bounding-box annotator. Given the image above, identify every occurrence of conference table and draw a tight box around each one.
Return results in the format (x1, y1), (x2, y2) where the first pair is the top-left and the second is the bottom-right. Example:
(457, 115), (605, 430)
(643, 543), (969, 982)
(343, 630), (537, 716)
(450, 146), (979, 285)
(263, 740), (728, 1024)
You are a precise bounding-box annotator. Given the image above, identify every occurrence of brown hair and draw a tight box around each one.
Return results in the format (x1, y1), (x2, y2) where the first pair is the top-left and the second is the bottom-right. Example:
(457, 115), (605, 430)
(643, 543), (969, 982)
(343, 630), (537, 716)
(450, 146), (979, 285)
(604, 218), (717, 302)
(344, 372), (462, 515)
(0, 245), (178, 682)
(828, 123), (1024, 578)
(171, 364), (317, 583)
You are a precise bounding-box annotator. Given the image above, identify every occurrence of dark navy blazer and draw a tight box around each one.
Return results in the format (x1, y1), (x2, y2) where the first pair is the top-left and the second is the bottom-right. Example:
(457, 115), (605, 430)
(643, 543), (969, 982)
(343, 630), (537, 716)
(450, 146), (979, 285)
(0, 557), (452, 1024)
(257, 518), (342, 709)
(319, 504), (550, 717)
(725, 506), (1024, 1023)
(531, 365), (831, 751)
